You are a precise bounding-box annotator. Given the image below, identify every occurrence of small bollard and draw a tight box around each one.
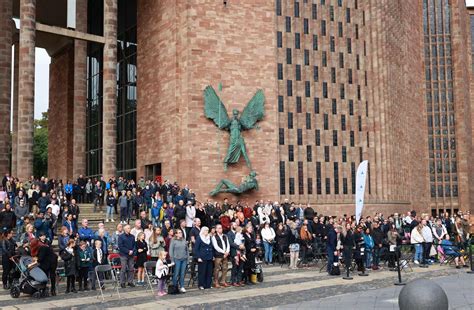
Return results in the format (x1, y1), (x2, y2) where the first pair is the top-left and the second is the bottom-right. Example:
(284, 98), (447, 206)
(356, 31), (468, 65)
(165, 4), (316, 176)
(398, 279), (448, 310)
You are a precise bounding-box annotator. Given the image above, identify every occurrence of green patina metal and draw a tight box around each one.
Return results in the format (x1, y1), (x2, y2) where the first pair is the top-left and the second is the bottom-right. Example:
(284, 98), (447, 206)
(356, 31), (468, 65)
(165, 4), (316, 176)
(209, 171), (259, 196)
(204, 85), (264, 196)
(203, 85), (265, 171)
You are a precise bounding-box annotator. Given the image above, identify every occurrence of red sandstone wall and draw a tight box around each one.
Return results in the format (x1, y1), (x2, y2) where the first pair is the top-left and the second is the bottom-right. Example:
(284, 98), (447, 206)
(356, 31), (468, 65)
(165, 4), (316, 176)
(137, 0), (279, 204)
(48, 45), (74, 181)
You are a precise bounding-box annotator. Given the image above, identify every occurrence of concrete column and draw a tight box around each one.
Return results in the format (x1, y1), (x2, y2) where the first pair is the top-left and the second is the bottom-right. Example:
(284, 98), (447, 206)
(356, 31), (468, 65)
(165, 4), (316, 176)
(102, 0), (117, 179)
(17, 0), (36, 180)
(11, 44), (19, 177)
(0, 0), (12, 175)
(72, 0), (88, 178)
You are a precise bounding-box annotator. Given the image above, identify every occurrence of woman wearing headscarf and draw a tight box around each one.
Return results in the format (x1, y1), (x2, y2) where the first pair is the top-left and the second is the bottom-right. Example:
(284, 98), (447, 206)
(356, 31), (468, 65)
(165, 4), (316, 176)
(193, 226), (214, 289)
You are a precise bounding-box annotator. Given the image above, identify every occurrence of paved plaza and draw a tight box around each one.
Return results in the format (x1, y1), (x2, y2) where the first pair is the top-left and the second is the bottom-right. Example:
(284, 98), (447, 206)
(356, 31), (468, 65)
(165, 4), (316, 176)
(0, 264), (471, 309)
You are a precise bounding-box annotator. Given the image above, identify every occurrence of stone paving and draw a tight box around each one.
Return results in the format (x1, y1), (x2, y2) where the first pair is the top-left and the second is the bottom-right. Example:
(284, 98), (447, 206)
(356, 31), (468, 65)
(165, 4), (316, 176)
(0, 264), (470, 309)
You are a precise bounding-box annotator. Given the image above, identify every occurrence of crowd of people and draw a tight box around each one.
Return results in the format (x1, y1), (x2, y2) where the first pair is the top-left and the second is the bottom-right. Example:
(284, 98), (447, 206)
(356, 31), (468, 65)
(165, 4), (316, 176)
(0, 173), (472, 298)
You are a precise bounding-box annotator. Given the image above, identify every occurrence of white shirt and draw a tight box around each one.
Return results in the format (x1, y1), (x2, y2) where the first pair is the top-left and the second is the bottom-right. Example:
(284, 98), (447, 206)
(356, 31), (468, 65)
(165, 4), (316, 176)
(421, 226), (433, 243)
(185, 206), (196, 228)
(261, 227), (276, 243)
(212, 233), (230, 255)
(48, 203), (60, 217)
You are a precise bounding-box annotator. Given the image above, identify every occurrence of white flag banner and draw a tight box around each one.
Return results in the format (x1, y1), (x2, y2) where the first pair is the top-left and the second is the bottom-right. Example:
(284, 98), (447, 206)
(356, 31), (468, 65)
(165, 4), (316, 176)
(355, 160), (369, 224)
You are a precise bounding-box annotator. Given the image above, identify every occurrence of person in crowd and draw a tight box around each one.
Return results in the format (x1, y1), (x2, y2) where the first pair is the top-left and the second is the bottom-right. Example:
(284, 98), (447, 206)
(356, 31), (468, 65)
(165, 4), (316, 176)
(326, 225), (339, 274)
(299, 223), (313, 266)
(118, 224), (136, 288)
(0, 203), (15, 231)
(118, 191), (129, 224)
(211, 224), (230, 288)
(78, 219), (94, 245)
(1, 230), (16, 289)
(106, 190), (116, 223)
(432, 218), (447, 245)
(151, 201), (162, 228)
(14, 199), (29, 239)
(111, 223), (123, 253)
(421, 219), (434, 264)
(58, 226), (70, 251)
(194, 226), (214, 290)
(440, 234), (468, 269)
(131, 219), (143, 239)
(371, 221), (384, 270)
(149, 227), (165, 261)
(185, 201), (196, 236)
(387, 223), (399, 268)
(169, 229), (188, 293)
(261, 222), (276, 265)
(69, 199), (80, 231)
(60, 239), (78, 293)
(174, 200), (186, 229)
(411, 222), (425, 265)
(341, 223), (354, 271)
(77, 241), (92, 291)
(135, 232), (148, 286)
(243, 224), (257, 284)
(37, 232), (59, 295)
(21, 223), (36, 243)
(155, 250), (174, 297)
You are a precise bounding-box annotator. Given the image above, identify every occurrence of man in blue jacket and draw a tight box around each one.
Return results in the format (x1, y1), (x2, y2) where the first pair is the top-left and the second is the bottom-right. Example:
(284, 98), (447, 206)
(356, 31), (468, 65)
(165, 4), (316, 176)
(118, 224), (136, 288)
(78, 219), (94, 245)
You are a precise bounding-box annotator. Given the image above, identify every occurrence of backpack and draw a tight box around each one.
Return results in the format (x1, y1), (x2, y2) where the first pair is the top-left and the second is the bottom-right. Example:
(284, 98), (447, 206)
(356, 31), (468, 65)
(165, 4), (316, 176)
(330, 263), (341, 276)
(167, 284), (180, 295)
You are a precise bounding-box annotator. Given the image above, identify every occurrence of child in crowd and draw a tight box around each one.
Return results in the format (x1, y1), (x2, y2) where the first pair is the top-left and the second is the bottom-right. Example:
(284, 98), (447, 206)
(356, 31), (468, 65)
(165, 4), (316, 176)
(155, 251), (174, 296)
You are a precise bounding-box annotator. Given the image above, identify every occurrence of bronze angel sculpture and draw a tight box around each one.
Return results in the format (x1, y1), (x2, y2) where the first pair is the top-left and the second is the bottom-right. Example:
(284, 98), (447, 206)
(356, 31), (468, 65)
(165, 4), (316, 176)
(204, 85), (265, 171)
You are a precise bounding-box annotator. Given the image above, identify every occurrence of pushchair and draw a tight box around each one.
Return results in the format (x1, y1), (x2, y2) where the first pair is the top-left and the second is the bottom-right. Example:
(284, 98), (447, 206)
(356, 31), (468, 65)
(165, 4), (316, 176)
(9, 255), (49, 298)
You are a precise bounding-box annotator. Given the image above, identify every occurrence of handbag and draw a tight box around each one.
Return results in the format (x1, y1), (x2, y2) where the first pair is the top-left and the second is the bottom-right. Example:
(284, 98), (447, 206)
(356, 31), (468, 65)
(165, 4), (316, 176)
(429, 244), (437, 257)
(167, 284), (180, 295)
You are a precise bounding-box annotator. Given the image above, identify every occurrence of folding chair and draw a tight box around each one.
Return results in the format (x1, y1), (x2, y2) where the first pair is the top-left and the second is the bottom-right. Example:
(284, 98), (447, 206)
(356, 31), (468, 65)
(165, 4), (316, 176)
(144, 261), (158, 294)
(108, 253), (122, 279)
(398, 244), (414, 272)
(186, 257), (197, 287)
(95, 264), (121, 302)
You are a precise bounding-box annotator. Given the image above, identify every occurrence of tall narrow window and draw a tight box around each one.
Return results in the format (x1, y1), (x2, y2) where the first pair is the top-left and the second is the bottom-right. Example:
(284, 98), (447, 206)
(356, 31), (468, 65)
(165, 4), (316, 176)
(286, 16), (291, 32)
(278, 63), (283, 80)
(313, 66), (319, 81)
(304, 50), (310, 65)
(333, 130), (338, 146)
(278, 95), (284, 112)
(313, 35), (318, 50)
(276, 0), (282, 16)
(307, 145), (312, 162)
(297, 129), (303, 145)
(294, 1), (300, 17)
(288, 145), (294, 161)
(296, 64), (301, 81)
(324, 146), (330, 162)
(325, 178), (331, 194)
(338, 22), (343, 37)
(288, 112), (293, 129)
(321, 20), (326, 36)
(315, 129), (321, 146)
(304, 18), (309, 34)
(277, 31), (282, 48)
(305, 81), (311, 97)
(334, 162), (339, 194)
(323, 113), (329, 130)
(296, 96), (302, 113)
(312, 3), (317, 19)
(323, 82), (328, 98)
(287, 80), (293, 96)
(295, 33), (301, 49)
(298, 161), (304, 194)
(306, 112), (311, 129)
(289, 178), (295, 195)
(286, 48), (292, 64)
(279, 128), (285, 145)
(342, 146), (347, 162)
(314, 97), (320, 114)
(316, 162), (322, 194)
(279, 161), (285, 194)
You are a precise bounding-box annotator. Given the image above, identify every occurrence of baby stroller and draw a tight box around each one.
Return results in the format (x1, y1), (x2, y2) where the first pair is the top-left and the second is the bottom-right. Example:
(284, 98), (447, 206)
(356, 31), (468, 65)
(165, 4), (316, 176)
(9, 255), (49, 298)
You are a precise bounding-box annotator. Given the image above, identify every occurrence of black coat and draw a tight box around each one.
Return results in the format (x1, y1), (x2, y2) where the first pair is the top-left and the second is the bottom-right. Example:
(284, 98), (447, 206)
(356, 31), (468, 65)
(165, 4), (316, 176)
(0, 210), (16, 229)
(60, 248), (78, 276)
(38, 244), (58, 273)
(276, 227), (290, 248)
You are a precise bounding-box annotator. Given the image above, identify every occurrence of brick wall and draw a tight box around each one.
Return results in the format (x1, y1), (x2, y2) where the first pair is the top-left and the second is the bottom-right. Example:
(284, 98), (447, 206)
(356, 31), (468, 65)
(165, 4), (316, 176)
(137, 0), (279, 203)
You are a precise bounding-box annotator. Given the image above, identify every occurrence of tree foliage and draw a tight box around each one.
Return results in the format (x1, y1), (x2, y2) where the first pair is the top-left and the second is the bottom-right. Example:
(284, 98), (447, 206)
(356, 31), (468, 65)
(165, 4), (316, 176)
(33, 112), (48, 178)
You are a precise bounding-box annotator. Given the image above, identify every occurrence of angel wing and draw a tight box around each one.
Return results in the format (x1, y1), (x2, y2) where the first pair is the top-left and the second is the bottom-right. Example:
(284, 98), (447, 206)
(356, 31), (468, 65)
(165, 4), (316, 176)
(240, 89), (265, 130)
(204, 85), (231, 129)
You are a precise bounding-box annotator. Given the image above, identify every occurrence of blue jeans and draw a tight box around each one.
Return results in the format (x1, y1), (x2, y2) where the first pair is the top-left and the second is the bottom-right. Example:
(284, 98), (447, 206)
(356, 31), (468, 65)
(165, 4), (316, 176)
(414, 244), (423, 262)
(373, 247), (381, 267)
(263, 241), (273, 263)
(365, 248), (373, 268)
(172, 259), (187, 288)
(106, 205), (114, 219)
(327, 247), (335, 272)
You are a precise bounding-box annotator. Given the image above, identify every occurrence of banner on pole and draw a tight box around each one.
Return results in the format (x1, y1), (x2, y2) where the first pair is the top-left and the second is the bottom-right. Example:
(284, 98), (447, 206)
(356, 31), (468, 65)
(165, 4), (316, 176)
(355, 160), (369, 224)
